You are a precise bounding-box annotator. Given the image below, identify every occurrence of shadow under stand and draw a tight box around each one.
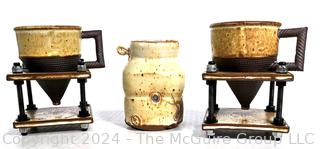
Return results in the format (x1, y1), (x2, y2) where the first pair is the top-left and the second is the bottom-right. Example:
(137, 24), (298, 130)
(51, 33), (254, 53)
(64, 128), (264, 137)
(7, 64), (93, 135)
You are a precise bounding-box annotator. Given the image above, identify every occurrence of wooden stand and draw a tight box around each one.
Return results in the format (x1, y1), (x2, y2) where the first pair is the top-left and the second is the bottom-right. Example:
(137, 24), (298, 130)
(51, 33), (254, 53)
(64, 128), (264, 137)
(202, 71), (294, 140)
(7, 71), (93, 135)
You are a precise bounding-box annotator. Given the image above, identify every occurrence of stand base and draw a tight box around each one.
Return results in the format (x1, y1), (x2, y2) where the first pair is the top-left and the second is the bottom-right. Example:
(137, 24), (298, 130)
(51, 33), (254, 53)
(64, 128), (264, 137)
(13, 106), (93, 135)
(202, 108), (289, 140)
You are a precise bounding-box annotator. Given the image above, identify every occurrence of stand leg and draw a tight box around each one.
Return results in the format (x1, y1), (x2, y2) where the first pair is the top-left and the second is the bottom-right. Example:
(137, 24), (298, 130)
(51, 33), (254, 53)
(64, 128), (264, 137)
(273, 81), (286, 126)
(26, 80), (37, 110)
(265, 81), (276, 112)
(212, 81), (219, 110)
(206, 80), (218, 123)
(78, 79), (90, 117)
(14, 81), (29, 121)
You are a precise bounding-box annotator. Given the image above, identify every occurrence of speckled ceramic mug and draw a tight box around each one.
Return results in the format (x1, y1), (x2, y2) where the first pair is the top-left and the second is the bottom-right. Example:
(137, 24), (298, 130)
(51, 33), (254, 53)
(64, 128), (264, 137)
(14, 25), (105, 71)
(117, 40), (185, 130)
(14, 25), (105, 105)
(210, 21), (307, 109)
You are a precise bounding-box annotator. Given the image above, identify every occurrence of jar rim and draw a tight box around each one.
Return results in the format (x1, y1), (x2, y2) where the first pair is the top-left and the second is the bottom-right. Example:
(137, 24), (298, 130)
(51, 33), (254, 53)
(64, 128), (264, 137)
(131, 40), (178, 43)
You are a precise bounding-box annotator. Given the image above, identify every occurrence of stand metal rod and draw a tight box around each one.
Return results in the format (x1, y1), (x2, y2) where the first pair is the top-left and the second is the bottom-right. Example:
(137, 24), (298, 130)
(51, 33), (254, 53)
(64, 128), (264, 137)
(206, 80), (217, 123)
(26, 80), (37, 110)
(265, 81), (276, 112)
(14, 81), (29, 121)
(273, 81), (286, 126)
(78, 79), (90, 117)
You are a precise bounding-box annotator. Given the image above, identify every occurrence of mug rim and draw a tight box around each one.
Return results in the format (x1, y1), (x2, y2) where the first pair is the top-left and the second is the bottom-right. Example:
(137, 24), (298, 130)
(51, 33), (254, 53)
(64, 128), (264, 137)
(210, 21), (282, 28)
(14, 25), (81, 31)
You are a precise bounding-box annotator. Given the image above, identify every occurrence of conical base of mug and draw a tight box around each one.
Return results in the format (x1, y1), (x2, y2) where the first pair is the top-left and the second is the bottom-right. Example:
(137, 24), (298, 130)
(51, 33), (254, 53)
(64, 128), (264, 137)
(37, 79), (70, 105)
(21, 55), (80, 105)
(227, 81), (263, 109)
(214, 56), (276, 109)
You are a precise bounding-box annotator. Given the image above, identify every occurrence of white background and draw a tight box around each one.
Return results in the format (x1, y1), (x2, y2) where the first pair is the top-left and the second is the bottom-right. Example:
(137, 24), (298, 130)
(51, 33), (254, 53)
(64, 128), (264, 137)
(0, 0), (319, 148)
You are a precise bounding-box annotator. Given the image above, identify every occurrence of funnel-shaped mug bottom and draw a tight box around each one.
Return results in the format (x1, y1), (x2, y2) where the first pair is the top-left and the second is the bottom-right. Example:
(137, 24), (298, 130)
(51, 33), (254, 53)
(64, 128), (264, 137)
(214, 56), (276, 109)
(227, 81), (263, 109)
(37, 79), (70, 105)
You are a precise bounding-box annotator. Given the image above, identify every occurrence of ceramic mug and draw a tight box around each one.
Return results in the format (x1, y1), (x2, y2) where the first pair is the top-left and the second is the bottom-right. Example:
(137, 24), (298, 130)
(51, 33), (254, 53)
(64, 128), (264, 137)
(15, 25), (105, 71)
(210, 21), (308, 109)
(14, 25), (105, 105)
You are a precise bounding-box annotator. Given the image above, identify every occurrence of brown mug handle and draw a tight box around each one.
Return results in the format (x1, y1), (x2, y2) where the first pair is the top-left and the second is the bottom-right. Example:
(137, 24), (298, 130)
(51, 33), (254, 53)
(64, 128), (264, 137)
(81, 30), (105, 68)
(278, 27), (308, 71)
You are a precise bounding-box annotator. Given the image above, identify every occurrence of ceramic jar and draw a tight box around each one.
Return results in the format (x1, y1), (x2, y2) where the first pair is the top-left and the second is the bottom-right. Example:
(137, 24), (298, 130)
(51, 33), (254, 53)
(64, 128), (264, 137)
(14, 25), (105, 105)
(210, 21), (307, 109)
(117, 40), (185, 130)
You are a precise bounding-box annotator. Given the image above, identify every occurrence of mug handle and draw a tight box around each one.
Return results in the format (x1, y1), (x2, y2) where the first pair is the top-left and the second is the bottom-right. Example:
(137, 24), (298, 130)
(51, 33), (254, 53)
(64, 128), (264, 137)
(81, 30), (105, 68)
(278, 27), (308, 71)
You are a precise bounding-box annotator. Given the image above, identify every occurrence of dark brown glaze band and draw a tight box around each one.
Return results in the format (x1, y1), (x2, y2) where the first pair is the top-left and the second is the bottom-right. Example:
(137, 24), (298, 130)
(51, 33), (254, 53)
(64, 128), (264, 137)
(210, 21), (282, 28)
(214, 56), (277, 109)
(21, 55), (80, 72)
(125, 119), (183, 131)
(213, 56), (277, 72)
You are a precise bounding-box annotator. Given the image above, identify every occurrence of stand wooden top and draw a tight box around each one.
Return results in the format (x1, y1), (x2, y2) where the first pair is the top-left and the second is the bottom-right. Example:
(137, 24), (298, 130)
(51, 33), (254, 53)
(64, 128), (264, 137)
(7, 71), (91, 81)
(203, 71), (294, 81)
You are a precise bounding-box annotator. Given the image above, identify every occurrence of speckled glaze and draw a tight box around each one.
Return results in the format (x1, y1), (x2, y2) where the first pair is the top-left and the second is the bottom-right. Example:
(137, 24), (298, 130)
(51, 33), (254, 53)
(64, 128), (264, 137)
(118, 40), (185, 130)
(14, 26), (105, 106)
(211, 21), (281, 58)
(15, 26), (81, 58)
(210, 21), (282, 109)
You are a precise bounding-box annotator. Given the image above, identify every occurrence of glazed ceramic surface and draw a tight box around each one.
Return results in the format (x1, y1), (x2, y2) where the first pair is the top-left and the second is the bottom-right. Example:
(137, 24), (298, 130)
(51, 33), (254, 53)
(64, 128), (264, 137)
(211, 21), (281, 109)
(15, 26), (81, 58)
(14, 25), (105, 105)
(210, 21), (307, 109)
(118, 40), (185, 130)
(211, 21), (281, 58)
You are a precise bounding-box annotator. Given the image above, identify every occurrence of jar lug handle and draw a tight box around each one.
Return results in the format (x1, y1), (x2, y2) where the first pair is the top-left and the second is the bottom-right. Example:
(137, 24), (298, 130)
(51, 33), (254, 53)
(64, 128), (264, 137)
(117, 46), (129, 56)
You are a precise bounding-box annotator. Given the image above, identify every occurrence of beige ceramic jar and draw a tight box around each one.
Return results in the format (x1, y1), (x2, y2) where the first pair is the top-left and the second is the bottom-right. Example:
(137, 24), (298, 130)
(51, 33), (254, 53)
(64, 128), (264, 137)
(117, 40), (185, 130)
